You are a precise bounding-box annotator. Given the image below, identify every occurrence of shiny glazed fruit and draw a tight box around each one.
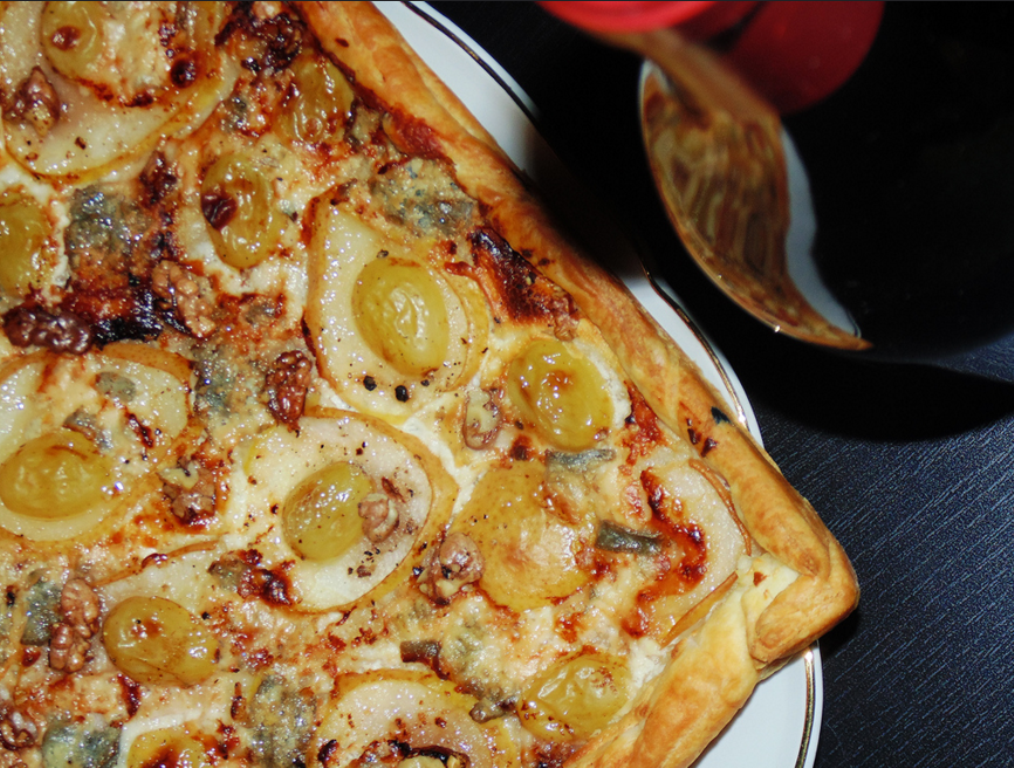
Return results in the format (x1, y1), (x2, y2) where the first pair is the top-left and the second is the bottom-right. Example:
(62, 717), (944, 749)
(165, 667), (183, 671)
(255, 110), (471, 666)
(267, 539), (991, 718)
(127, 726), (213, 768)
(282, 462), (372, 561)
(507, 337), (614, 451)
(0, 431), (111, 519)
(352, 259), (451, 377)
(102, 596), (219, 687)
(279, 53), (354, 144)
(0, 189), (52, 297)
(201, 153), (287, 270)
(517, 652), (632, 741)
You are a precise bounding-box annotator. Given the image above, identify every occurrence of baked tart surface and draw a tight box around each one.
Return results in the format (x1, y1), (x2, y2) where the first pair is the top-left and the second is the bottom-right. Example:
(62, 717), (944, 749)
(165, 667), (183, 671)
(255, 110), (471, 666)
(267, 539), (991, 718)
(0, 4), (857, 768)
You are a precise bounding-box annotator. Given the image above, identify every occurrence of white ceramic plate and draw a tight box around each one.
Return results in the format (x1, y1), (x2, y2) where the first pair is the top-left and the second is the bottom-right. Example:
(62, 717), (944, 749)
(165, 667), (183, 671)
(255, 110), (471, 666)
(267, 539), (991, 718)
(378, 4), (822, 767)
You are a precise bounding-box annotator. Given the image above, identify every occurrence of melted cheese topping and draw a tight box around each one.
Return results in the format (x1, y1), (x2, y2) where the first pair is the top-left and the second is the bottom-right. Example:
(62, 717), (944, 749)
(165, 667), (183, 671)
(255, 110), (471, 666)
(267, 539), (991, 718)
(0, 6), (770, 768)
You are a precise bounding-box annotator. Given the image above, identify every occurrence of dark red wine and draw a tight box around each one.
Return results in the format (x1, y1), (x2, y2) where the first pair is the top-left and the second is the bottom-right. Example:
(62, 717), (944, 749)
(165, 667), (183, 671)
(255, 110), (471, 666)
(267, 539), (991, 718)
(784, 2), (1014, 361)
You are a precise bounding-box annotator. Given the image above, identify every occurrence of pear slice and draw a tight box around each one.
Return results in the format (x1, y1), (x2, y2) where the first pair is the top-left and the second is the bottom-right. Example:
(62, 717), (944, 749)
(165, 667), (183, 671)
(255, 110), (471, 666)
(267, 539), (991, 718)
(0, 346), (192, 541)
(306, 198), (488, 422)
(241, 408), (456, 611)
(0, 2), (235, 179)
(308, 670), (519, 768)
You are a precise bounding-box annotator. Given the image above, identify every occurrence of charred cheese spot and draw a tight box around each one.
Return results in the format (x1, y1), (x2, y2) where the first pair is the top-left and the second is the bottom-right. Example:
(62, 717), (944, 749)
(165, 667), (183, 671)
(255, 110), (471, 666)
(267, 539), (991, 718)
(467, 228), (575, 330)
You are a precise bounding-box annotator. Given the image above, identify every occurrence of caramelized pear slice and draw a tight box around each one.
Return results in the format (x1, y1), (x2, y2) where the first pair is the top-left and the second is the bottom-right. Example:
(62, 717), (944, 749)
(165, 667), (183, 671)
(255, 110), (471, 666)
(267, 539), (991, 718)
(517, 651), (633, 742)
(507, 337), (615, 451)
(623, 446), (752, 643)
(0, 2), (235, 178)
(454, 463), (592, 612)
(306, 201), (487, 421)
(308, 671), (519, 768)
(242, 409), (456, 611)
(0, 348), (191, 541)
(41, 2), (177, 104)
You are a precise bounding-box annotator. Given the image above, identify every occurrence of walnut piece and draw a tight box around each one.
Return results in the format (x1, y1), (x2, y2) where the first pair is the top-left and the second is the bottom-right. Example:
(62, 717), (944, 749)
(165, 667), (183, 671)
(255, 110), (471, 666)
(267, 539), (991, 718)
(151, 260), (216, 338)
(48, 578), (100, 673)
(358, 493), (398, 543)
(161, 461), (218, 526)
(3, 67), (61, 137)
(264, 350), (312, 429)
(0, 706), (38, 750)
(60, 578), (99, 636)
(462, 389), (501, 449)
(0, 747), (28, 768)
(3, 305), (92, 354)
(48, 623), (89, 673)
(418, 532), (484, 604)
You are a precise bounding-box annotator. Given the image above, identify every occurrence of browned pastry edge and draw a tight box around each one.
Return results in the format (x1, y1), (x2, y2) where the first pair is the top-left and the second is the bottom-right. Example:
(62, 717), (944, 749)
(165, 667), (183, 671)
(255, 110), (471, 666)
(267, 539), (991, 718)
(296, 3), (858, 767)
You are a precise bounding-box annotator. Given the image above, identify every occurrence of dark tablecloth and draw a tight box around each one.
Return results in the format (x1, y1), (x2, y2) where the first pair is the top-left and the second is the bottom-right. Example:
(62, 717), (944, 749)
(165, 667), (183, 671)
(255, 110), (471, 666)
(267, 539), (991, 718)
(431, 3), (1014, 767)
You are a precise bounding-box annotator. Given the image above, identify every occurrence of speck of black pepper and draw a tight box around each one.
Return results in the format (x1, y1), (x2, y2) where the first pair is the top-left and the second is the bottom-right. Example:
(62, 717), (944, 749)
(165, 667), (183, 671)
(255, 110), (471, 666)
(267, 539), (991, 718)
(395, 385), (409, 402)
(363, 376), (377, 391)
(421, 379), (430, 387)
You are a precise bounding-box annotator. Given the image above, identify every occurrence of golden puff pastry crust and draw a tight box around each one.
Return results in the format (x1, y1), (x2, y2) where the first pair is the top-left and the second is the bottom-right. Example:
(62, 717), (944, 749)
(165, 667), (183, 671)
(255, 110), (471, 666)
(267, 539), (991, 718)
(297, 4), (858, 767)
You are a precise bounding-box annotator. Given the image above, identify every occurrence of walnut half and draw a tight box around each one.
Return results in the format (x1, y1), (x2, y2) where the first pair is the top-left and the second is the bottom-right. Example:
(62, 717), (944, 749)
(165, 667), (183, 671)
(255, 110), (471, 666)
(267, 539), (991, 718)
(48, 578), (100, 673)
(3, 67), (61, 137)
(418, 533), (484, 604)
(358, 493), (399, 543)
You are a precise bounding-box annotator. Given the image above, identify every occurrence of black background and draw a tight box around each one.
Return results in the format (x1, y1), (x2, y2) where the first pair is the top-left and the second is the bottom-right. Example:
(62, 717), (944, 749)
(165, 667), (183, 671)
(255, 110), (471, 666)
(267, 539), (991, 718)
(431, 3), (1014, 767)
